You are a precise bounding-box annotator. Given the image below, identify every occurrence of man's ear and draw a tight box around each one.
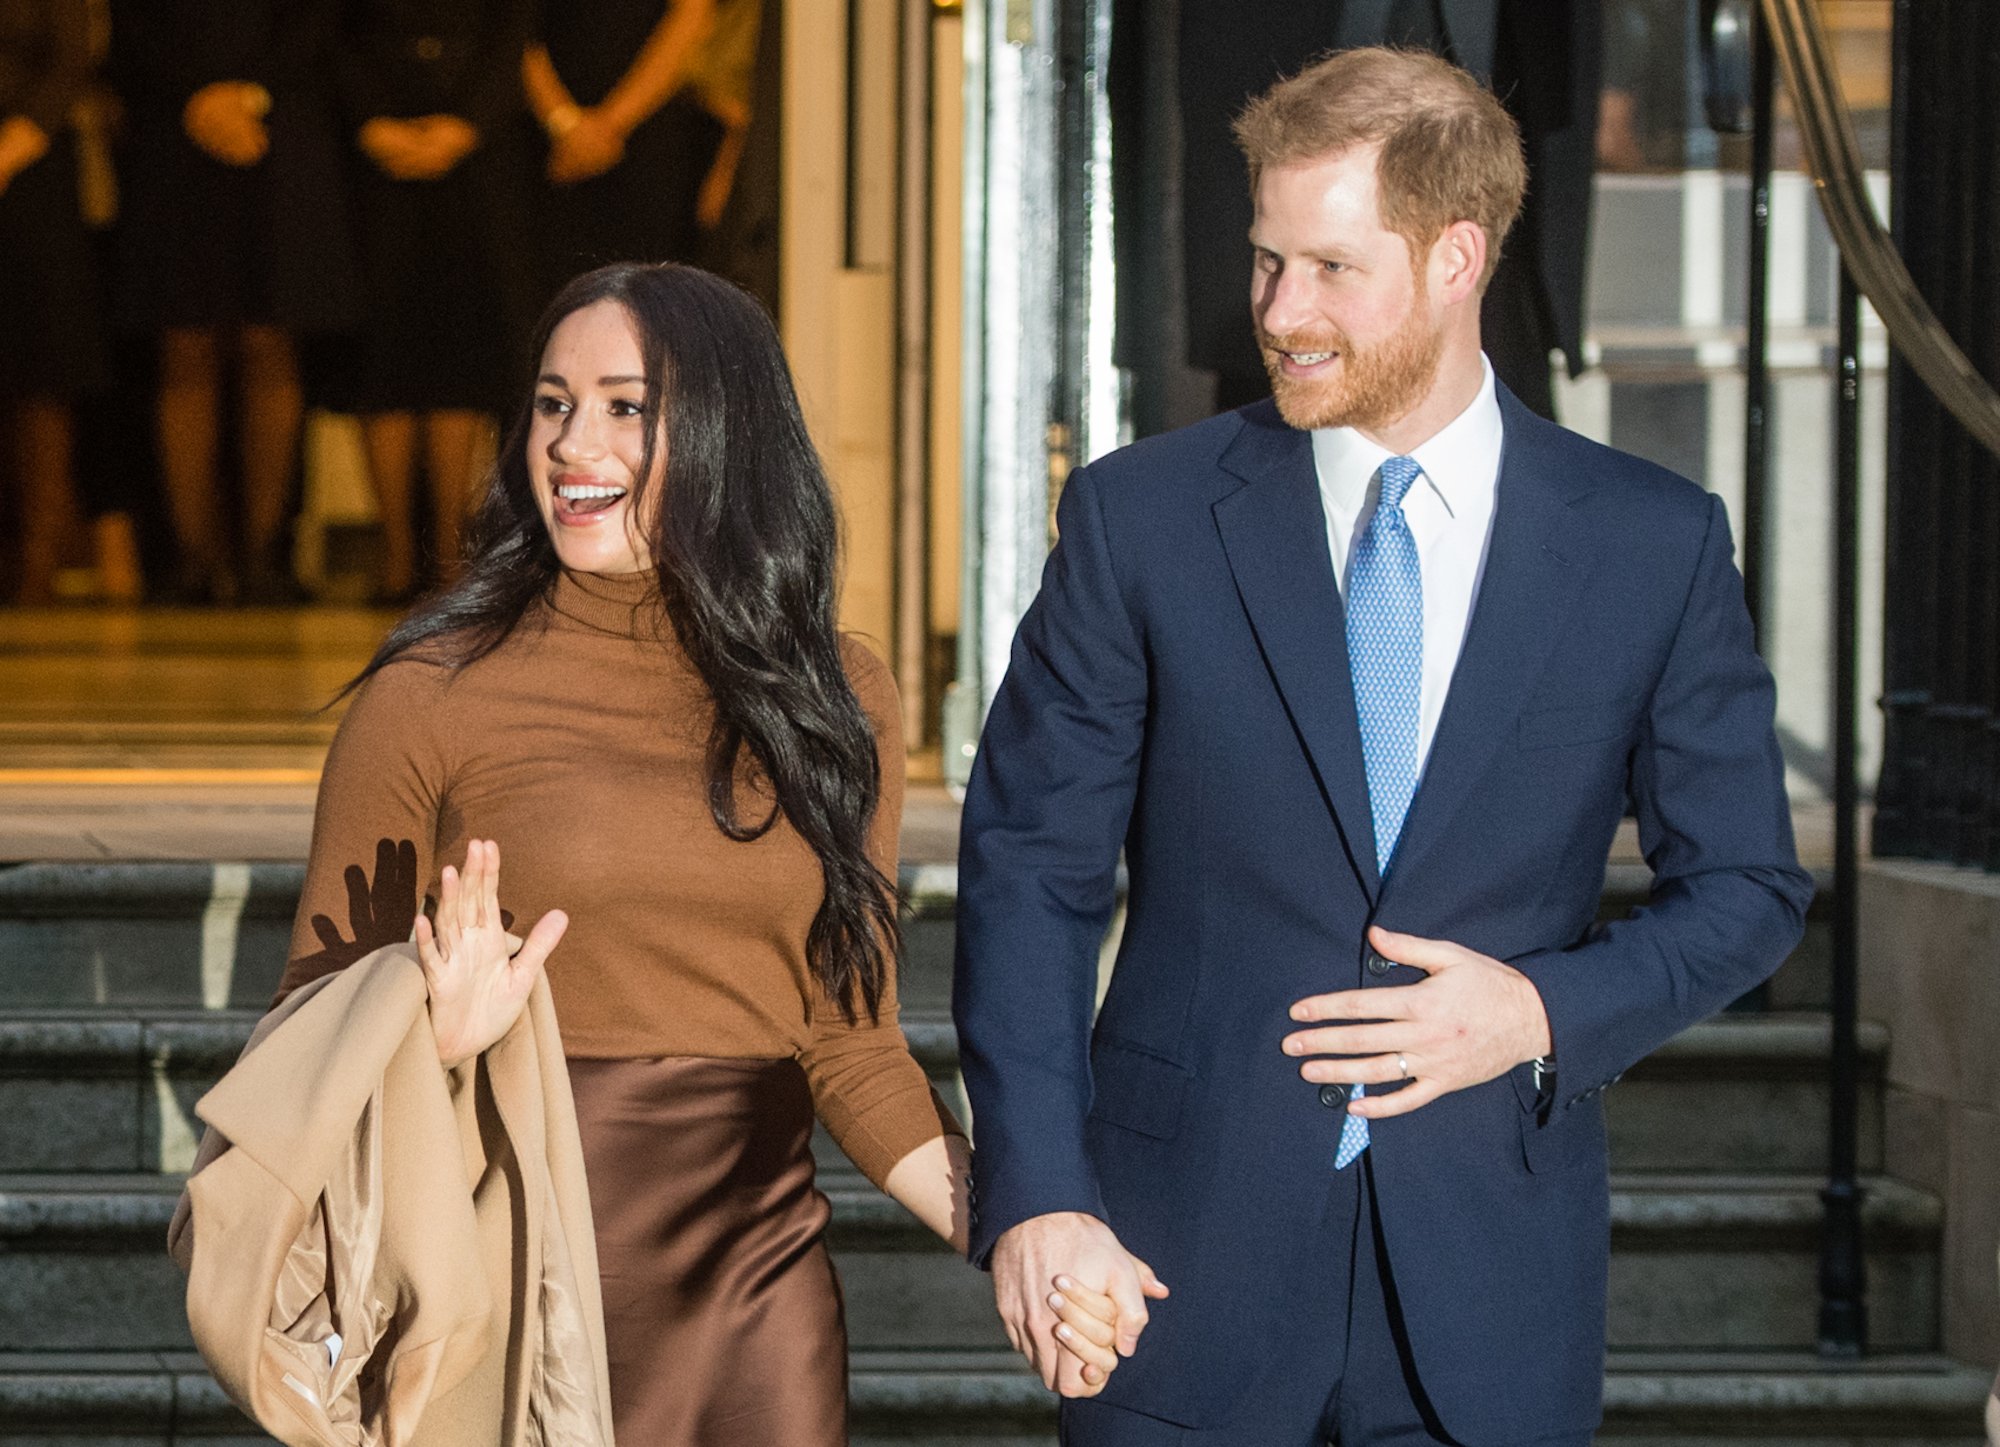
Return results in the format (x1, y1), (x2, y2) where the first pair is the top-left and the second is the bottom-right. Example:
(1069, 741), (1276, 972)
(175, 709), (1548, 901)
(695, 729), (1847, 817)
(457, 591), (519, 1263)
(1432, 220), (1489, 305)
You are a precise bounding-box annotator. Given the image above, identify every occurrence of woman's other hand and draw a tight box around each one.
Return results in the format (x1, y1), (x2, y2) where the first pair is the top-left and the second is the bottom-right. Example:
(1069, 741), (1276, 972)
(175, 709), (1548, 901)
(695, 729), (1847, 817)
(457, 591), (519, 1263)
(1047, 1275), (1126, 1397)
(417, 838), (567, 1068)
(182, 82), (269, 166)
(547, 108), (625, 184)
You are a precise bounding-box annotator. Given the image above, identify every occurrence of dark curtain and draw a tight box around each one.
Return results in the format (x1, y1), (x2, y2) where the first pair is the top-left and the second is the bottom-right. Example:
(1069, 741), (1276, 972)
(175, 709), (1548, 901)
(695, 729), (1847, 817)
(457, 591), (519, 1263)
(1874, 0), (2000, 871)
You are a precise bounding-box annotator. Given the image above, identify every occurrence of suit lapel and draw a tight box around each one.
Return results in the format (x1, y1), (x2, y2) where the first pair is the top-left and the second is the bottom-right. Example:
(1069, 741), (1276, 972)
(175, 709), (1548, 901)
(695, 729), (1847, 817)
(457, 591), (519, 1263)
(1212, 405), (1381, 901)
(1384, 392), (1593, 894)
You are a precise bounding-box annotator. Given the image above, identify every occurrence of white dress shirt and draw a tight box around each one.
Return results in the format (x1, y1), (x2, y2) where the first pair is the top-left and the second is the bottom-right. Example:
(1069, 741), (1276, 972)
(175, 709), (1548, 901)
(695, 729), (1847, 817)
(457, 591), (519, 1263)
(1311, 355), (1504, 779)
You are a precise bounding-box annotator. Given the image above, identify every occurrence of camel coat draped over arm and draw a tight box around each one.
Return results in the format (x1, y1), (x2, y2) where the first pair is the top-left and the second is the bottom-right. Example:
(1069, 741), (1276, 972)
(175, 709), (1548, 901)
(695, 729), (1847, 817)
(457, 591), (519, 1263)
(167, 943), (614, 1447)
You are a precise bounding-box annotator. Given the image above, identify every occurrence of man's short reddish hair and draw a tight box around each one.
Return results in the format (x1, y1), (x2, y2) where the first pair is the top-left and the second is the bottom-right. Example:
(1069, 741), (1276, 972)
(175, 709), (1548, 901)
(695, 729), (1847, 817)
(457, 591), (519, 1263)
(1233, 47), (1527, 288)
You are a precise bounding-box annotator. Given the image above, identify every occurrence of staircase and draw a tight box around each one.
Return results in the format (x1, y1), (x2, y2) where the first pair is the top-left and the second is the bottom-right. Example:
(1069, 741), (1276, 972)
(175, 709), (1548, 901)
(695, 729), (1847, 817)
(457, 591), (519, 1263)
(0, 860), (1987, 1445)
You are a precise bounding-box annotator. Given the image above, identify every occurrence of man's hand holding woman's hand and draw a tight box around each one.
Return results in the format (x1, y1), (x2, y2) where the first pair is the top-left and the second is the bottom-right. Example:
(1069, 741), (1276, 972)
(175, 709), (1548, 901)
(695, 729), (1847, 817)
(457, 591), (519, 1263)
(992, 1211), (1170, 1398)
(416, 839), (567, 1069)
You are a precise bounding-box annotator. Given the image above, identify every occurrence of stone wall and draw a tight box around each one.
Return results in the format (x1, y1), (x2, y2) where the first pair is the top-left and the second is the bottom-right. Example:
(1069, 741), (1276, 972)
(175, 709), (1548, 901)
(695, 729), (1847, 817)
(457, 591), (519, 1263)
(1861, 859), (2000, 1369)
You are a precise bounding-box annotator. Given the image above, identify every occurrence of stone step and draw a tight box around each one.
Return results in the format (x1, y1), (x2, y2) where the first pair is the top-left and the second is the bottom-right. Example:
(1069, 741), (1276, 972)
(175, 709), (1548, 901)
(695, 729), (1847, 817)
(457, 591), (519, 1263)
(0, 1349), (1986, 1444)
(1605, 1013), (1886, 1175)
(0, 1171), (1940, 1357)
(0, 1008), (969, 1176)
(0, 860), (1828, 1016)
(0, 861), (959, 1014)
(0, 864), (304, 1013)
(1605, 1175), (1939, 1353)
(0, 1008), (1882, 1178)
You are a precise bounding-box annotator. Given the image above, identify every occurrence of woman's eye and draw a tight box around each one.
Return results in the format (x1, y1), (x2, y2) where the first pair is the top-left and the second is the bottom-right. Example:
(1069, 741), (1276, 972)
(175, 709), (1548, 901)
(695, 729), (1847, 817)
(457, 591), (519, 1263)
(533, 394), (570, 416)
(608, 398), (644, 418)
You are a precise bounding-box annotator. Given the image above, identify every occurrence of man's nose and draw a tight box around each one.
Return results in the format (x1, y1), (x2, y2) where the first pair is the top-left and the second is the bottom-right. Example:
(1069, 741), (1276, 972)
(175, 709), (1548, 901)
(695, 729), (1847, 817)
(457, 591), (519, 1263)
(1253, 263), (1316, 338)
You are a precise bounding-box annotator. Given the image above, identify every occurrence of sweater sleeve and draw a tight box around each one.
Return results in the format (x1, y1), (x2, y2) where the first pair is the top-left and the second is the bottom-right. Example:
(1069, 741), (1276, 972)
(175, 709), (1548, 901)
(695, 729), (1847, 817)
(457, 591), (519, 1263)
(799, 641), (967, 1190)
(277, 661), (453, 1005)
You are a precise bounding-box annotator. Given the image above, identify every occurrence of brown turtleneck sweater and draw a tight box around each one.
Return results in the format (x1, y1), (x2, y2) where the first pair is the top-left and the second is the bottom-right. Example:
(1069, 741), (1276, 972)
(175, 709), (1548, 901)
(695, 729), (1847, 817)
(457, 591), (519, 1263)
(280, 568), (961, 1188)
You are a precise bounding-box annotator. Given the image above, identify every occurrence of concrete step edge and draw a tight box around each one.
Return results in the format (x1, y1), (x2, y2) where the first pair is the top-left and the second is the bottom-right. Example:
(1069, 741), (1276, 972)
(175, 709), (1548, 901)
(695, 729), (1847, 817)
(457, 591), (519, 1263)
(0, 860), (1838, 920)
(0, 863), (305, 920)
(0, 1008), (1886, 1081)
(1600, 1350), (1993, 1427)
(0, 861), (953, 917)
(0, 1172), (1938, 1249)
(0, 1349), (1985, 1433)
(0, 1011), (264, 1074)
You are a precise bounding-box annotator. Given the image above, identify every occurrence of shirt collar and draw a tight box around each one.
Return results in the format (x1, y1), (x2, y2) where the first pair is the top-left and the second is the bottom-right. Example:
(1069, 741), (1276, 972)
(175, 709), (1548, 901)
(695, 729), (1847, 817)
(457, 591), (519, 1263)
(1310, 354), (1502, 521)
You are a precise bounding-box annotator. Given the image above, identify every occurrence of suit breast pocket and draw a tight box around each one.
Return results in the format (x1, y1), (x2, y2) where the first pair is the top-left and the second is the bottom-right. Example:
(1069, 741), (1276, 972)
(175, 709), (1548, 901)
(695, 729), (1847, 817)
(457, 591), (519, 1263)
(1519, 693), (1644, 752)
(1088, 1037), (1193, 1141)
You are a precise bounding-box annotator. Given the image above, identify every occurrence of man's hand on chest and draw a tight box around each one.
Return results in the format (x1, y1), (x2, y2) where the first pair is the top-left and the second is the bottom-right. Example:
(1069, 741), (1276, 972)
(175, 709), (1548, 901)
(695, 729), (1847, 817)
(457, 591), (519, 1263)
(1279, 925), (1554, 1120)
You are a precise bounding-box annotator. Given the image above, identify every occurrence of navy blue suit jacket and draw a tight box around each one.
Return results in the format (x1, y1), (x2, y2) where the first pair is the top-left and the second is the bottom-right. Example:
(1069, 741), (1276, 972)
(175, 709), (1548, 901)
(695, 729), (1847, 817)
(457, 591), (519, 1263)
(952, 389), (1813, 1442)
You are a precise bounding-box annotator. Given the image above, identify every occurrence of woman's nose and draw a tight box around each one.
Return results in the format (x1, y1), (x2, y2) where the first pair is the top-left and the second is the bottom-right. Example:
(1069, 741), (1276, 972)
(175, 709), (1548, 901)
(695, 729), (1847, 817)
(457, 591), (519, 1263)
(550, 411), (605, 462)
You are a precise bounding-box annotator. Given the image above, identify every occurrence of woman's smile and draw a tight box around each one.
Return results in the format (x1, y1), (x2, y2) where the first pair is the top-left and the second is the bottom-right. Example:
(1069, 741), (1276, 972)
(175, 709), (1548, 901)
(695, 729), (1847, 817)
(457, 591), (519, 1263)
(550, 471), (630, 524)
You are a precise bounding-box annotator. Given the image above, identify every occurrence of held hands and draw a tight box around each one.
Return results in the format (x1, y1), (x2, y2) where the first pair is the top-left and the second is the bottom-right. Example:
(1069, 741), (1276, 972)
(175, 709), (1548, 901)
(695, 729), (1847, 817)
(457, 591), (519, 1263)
(359, 114), (480, 180)
(1283, 926), (1553, 1119)
(992, 1212), (1170, 1399)
(182, 82), (270, 166)
(416, 839), (568, 1069)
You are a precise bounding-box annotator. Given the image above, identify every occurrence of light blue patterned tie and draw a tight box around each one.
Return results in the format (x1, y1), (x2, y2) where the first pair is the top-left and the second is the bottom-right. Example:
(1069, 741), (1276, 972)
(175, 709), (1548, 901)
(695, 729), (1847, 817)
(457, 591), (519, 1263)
(1335, 455), (1424, 1170)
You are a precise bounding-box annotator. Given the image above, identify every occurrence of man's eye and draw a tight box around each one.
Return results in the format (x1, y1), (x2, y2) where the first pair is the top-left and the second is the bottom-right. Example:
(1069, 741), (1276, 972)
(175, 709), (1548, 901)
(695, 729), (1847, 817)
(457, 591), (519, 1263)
(1321, 260), (1346, 274)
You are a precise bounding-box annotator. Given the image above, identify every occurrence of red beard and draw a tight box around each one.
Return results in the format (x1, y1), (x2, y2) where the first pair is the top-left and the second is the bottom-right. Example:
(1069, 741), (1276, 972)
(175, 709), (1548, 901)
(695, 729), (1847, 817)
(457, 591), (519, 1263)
(1258, 291), (1445, 434)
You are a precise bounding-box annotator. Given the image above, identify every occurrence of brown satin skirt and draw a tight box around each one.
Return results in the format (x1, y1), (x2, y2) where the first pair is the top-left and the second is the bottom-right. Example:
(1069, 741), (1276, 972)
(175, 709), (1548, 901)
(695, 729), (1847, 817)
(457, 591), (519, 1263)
(568, 1055), (846, 1445)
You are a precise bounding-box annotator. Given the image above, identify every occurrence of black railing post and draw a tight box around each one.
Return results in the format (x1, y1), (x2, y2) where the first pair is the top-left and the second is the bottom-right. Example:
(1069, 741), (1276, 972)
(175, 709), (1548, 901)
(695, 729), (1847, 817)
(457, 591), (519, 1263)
(1743, 0), (1775, 652)
(1818, 261), (1867, 1358)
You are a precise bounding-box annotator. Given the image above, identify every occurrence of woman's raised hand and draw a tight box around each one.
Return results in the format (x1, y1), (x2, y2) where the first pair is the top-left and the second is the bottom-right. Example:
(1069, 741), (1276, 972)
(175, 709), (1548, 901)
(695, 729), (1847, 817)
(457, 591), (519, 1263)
(415, 839), (568, 1068)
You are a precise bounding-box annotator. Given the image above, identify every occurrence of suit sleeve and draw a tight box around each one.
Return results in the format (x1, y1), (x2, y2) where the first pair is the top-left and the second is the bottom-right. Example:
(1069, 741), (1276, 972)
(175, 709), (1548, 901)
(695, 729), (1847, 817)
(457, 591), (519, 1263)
(953, 465), (1150, 1267)
(1516, 493), (1814, 1107)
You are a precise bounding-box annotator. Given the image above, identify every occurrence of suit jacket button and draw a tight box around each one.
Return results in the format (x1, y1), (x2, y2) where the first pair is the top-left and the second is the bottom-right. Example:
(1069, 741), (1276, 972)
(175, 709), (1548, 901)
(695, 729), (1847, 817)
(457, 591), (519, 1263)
(1318, 1083), (1349, 1108)
(1365, 950), (1392, 977)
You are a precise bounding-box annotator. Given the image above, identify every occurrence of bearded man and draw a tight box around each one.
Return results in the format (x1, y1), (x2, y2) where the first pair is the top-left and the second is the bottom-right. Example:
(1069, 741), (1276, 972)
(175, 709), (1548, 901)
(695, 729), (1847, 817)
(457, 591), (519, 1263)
(952, 46), (1812, 1447)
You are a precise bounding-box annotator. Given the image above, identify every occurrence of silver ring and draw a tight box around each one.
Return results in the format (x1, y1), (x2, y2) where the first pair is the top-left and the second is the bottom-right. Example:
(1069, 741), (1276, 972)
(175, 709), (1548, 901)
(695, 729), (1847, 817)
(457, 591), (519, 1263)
(1397, 1054), (1410, 1080)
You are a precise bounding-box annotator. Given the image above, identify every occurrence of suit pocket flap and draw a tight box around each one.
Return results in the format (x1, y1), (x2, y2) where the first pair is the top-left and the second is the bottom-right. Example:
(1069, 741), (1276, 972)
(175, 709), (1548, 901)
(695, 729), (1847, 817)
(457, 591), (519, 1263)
(1520, 1094), (1608, 1174)
(1088, 1038), (1192, 1141)
(1519, 694), (1643, 751)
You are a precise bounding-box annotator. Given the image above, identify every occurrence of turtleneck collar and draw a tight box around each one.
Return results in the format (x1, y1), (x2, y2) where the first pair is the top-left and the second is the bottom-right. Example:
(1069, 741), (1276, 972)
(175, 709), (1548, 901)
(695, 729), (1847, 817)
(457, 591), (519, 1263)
(549, 567), (665, 638)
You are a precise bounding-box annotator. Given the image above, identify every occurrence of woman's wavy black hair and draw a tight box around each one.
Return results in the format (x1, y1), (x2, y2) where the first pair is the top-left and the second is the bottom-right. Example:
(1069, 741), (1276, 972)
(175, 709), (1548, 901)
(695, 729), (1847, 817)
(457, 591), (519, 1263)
(348, 262), (899, 1021)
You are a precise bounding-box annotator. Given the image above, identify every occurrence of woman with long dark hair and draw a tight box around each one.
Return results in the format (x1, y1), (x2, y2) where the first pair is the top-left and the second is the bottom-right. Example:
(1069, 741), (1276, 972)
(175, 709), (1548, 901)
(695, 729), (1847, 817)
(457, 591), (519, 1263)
(273, 263), (1120, 1439)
